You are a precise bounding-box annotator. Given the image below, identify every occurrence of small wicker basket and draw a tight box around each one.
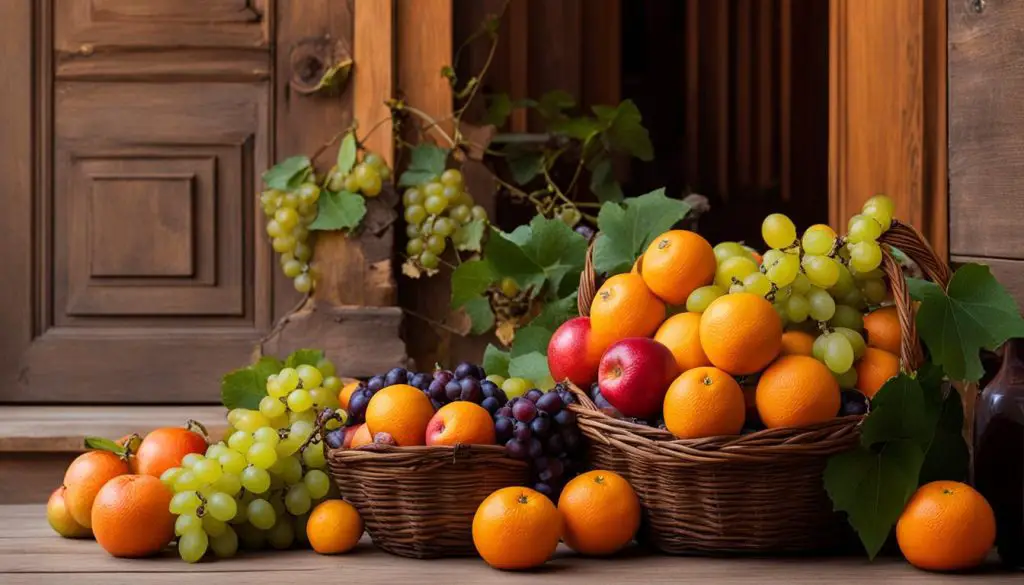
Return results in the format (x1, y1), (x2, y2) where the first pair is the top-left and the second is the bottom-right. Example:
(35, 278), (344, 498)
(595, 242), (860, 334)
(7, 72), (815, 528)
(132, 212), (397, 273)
(568, 219), (950, 554)
(326, 443), (529, 559)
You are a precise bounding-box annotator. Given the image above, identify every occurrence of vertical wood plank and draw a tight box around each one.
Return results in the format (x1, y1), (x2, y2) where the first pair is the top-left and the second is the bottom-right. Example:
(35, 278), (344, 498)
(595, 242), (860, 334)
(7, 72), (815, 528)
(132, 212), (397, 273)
(354, 0), (394, 166)
(779, 0), (792, 202)
(507, 0), (530, 132)
(714, 0), (730, 198)
(756, 0), (775, 187)
(581, 0), (621, 109)
(735, 0), (753, 188)
(685, 0), (701, 186)
(923, 0), (947, 259)
(527, 0), (581, 128)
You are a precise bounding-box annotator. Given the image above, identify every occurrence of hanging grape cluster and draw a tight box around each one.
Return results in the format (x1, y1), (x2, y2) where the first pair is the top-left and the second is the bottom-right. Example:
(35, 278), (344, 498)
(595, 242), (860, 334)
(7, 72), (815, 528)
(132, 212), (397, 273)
(403, 168), (489, 271)
(326, 153), (390, 198)
(259, 184), (319, 293)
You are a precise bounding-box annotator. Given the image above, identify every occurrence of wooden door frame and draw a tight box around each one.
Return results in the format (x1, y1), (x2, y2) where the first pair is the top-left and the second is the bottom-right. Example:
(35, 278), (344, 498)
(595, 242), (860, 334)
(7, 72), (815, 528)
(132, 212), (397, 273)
(829, 0), (947, 258)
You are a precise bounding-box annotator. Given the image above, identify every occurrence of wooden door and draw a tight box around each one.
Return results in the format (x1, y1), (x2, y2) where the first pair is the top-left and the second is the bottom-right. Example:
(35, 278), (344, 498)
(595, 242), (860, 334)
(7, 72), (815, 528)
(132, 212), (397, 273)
(0, 0), (400, 403)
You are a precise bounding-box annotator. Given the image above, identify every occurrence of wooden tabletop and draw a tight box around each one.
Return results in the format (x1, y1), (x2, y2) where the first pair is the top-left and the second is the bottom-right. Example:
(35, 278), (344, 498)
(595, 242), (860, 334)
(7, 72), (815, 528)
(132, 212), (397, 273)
(1, 505), (1017, 584)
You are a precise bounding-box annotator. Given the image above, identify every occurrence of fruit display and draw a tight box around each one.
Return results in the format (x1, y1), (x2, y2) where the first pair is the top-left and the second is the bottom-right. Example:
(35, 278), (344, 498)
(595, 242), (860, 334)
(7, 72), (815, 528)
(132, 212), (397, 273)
(402, 167), (489, 272)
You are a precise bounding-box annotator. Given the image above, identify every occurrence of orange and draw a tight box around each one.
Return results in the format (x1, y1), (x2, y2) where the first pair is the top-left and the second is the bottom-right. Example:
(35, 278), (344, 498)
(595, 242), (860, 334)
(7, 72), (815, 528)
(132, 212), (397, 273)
(307, 499), (364, 554)
(699, 293), (782, 375)
(349, 423), (373, 448)
(780, 330), (815, 356)
(91, 475), (174, 557)
(558, 470), (640, 555)
(855, 347), (900, 399)
(425, 402), (496, 446)
(135, 425), (208, 478)
(590, 273), (665, 350)
(640, 230), (717, 305)
(63, 450), (131, 528)
(663, 367), (746, 439)
(47, 486), (91, 538)
(472, 486), (562, 570)
(365, 384), (436, 446)
(654, 312), (712, 372)
(339, 380), (361, 410)
(755, 355), (840, 429)
(863, 306), (902, 355)
(896, 481), (996, 572)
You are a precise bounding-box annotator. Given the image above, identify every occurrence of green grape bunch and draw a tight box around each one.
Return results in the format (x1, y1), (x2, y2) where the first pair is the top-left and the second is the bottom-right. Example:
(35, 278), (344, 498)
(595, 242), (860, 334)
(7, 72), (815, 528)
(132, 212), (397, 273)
(403, 168), (489, 273)
(260, 184), (320, 293)
(326, 152), (391, 199)
(163, 357), (344, 562)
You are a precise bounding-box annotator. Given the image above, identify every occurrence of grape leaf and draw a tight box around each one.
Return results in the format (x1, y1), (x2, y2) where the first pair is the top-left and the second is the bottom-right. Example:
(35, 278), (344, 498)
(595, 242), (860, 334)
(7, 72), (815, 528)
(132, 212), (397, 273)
(285, 350), (323, 369)
(504, 145), (544, 185)
(589, 157), (623, 203)
(484, 228), (546, 293)
(549, 116), (604, 142)
(456, 218), (487, 252)
(919, 385), (970, 484)
(824, 439), (925, 559)
(262, 155), (312, 190)
(536, 90), (575, 121)
(463, 296), (495, 335)
(594, 188), (691, 274)
(511, 326), (552, 358)
(83, 437), (127, 455)
(592, 100), (654, 161)
(336, 132), (357, 176)
(308, 190), (366, 232)
(484, 93), (513, 127)
(451, 259), (494, 309)
(859, 373), (941, 449)
(530, 293), (579, 331)
(398, 143), (448, 187)
(912, 263), (1024, 382)
(483, 344), (511, 378)
(221, 367), (267, 410)
(508, 351), (551, 381)
(484, 217), (587, 297)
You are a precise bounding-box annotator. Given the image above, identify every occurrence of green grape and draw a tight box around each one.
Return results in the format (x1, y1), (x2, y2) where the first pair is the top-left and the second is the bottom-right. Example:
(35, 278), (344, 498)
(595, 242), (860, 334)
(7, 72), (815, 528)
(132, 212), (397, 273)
(211, 472), (241, 497)
(175, 514), (202, 537)
(774, 285), (792, 303)
(296, 183), (319, 203)
(419, 250), (440, 270)
(291, 420), (315, 443)
(361, 174), (382, 197)
(849, 241), (883, 272)
(269, 493), (287, 516)
(449, 204), (471, 224)
(193, 458), (223, 484)
(272, 235), (296, 254)
(762, 213), (797, 249)
(829, 305), (864, 331)
(862, 203), (892, 231)
(294, 273), (313, 294)
(315, 359), (335, 379)
(327, 171), (346, 192)
(807, 287), (837, 321)
(227, 430), (254, 453)
(714, 256), (759, 289)
(441, 168), (463, 187)
(202, 514), (227, 538)
(210, 525), (238, 558)
(425, 234), (446, 255)
(785, 294), (811, 322)
(406, 225), (422, 242)
(864, 194), (895, 215)
(278, 368), (300, 391)
(861, 278), (888, 304)
(558, 206), (581, 227)
(237, 411), (271, 433)
(402, 188), (423, 206)
(296, 364), (323, 389)
(363, 153), (384, 168)
(275, 207), (299, 231)
(404, 204), (427, 225)
(450, 227), (467, 246)
(285, 484), (312, 516)
(801, 224), (837, 256)
(823, 333), (855, 373)
(160, 467), (184, 489)
(293, 241), (312, 262)
(442, 185), (461, 203)
(259, 395), (286, 419)
(247, 442), (278, 469)
(829, 264), (856, 298)
(501, 377), (531, 399)
(247, 498), (277, 530)
(207, 492), (238, 522)
(282, 259), (304, 279)
(236, 522), (266, 550)
(743, 271), (772, 297)
(833, 326), (867, 359)
(406, 237), (425, 257)
(833, 367), (858, 390)
(728, 281), (746, 294)
(290, 409), (316, 425)
(266, 219), (285, 238)
(500, 277), (519, 298)
(241, 465), (270, 493)
(310, 387), (336, 409)
(761, 248), (785, 267)
(847, 214), (883, 243)
(303, 470), (331, 499)
(424, 194), (447, 215)
(173, 471), (202, 492)
(471, 205), (488, 222)
(322, 375), (342, 392)
(765, 253), (800, 287)
(281, 192), (300, 209)
(280, 455), (304, 485)
(253, 426), (280, 447)
(353, 163), (376, 189)
(343, 173), (360, 193)
(486, 374), (507, 387)
(432, 217), (455, 237)
(791, 272), (812, 294)
(812, 334), (828, 361)
(801, 255), (841, 288)
(267, 519), (295, 550)
(423, 181), (444, 199)
(218, 449), (247, 476)
(170, 490), (202, 515)
(713, 241), (748, 263)
(773, 302), (789, 325)
(685, 285), (726, 313)
(287, 389), (313, 412)
(302, 444), (327, 469)
(840, 287), (866, 310)
(178, 528), (209, 563)
(852, 267), (884, 281)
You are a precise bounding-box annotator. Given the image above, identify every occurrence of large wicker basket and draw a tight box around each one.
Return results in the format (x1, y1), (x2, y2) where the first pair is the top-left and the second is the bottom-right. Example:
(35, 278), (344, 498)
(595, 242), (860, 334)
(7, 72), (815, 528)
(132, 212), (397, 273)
(568, 220), (951, 554)
(326, 443), (529, 558)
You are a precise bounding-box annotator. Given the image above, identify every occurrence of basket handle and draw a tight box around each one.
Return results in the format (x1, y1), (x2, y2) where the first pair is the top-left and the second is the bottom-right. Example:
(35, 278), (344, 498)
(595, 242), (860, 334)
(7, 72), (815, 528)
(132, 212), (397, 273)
(578, 239), (598, 317)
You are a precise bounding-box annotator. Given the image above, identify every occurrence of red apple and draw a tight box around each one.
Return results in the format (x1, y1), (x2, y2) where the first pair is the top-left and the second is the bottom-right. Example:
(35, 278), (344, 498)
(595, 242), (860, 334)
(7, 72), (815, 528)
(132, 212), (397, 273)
(547, 316), (605, 387)
(598, 338), (679, 418)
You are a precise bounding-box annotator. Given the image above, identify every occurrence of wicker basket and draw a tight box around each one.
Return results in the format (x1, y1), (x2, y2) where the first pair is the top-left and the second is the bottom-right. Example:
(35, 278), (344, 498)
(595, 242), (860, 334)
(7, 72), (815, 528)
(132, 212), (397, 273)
(568, 219), (951, 554)
(326, 443), (529, 558)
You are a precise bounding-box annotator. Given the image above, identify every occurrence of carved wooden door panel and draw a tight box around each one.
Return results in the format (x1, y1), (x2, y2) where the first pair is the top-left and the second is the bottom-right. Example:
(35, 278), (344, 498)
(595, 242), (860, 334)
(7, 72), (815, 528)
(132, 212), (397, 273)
(0, 0), (390, 403)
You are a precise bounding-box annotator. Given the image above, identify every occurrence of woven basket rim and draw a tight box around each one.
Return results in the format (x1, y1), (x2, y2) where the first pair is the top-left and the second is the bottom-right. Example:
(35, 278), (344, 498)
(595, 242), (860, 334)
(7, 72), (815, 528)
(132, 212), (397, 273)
(327, 442), (529, 468)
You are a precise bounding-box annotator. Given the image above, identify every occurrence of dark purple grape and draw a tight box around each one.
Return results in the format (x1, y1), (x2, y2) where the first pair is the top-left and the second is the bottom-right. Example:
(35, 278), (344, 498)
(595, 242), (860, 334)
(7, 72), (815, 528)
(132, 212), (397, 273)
(512, 400), (537, 423)
(561, 428), (582, 454)
(409, 372), (430, 390)
(454, 362), (476, 380)
(481, 396), (500, 414)
(445, 380), (462, 402)
(474, 365), (487, 380)
(545, 434), (565, 456)
(430, 399), (444, 410)
(492, 388), (508, 404)
(494, 417), (514, 443)
(428, 379), (446, 402)
(459, 378), (482, 402)
(513, 422), (532, 442)
(574, 225), (596, 242)
(525, 389), (544, 403)
(527, 438), (544, 459)
(505, 438), (528, 460)
(495, 406), (512, 419)
(840, 390), (869, 416)
(324, 429), (345, 449)
(532, 456), (549, 471)
(530, 413), (552, 438)
(558, 388), (576, 405)
(384, 367), (408, 386)
(533, 482), (554, 498)
(553, 409), (576, 427)
(367, 375), (385, 392)
(538, 459), (564, 483)
(347, 389), (371, 420)
(433, 369), (454, 386)
(536, 392), (564, 414)
(480, 380), (499, 398)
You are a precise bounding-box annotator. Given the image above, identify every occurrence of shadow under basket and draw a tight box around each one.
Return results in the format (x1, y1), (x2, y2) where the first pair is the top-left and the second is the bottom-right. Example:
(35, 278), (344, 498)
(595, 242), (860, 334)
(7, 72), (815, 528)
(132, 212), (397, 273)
(327, 443), (529, 559)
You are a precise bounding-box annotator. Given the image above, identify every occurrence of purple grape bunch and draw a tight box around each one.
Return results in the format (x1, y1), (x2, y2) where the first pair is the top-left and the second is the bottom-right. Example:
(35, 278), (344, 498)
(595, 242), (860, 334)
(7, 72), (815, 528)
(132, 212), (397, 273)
(495, 383), (583, 499)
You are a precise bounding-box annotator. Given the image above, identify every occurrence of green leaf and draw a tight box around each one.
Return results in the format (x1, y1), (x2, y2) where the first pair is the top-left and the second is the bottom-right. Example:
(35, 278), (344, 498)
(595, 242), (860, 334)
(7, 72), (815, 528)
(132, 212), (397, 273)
(308, 190), (366, 232)
(336, 132), (357, 176)
(536, 90), (575, 120)
(825, 440), (926, 559)
(84, 437), (127, 455)
(451, 260), (494, 309)
(483, 344), (511, 378)
(859, 373), (941, 449)
(549, 116), (603, 142)
(593, 100), (654, 161)
(314, 59), (353, 93)
(456, 219), (487, 252)
(589, 157), (623, 203)
(518, 215), (589, 296)
(262, 156), (312, 190)
(464, 296), (495, 335)
(221, 367), (268, 411)
(905, 277), (932, 302)
(511, 326), (552, 358)
(919, 386), (970, 484)
(484, 93), (513, 127)
(398, 143), (448, 187)
(504, 146), (544, 185)
(530, 293), (579, 331)
(285, 350), (324, 369)
(253, 356), (284, 383)
(915, 263), (1024, 381)
(594, 188), (691, 274)
(484, 228), (546, 293)
(508, 351), (551, 381)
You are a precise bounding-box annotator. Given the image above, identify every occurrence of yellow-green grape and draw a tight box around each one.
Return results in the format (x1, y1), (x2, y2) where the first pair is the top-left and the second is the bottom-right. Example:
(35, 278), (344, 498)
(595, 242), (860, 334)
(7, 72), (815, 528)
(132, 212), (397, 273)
(282, 259), (303, 278)
(715, 255), (759, 289)
(293, 241), (312, 263)
(471, 205), (488, 222)
(293, 273), (312, 294)
(849, 241), (883, 272)
(235, 411), (271, 433)
(280, 192), (300, 208)
(486, 374), (507, 387)
(685, 285), (726, 313)
(729, 281), (747, 294)
(500, 277), (519, 298)
(173, 471), (202, 492)
(272, 235), (296, 254)
(829, 263), (856, 298)
(764, 252), (800, 287)
(302, 444), (327, 470)
(773, 302), (789, 325)
(830, 305), (864, 331)
(791, 272), (812, 294)
(761, 248), (786, 267)
(812, 333), (828, 361)
(267, 518), (295, 550)
(442, 185), (461, 203)
(423, 181), (444, 199)
(364, 152), (383, 168)
(287, 388), (313, 412)
(175, 513), (202, 537)
(762, 213), (797, 249)
(266, 375), (288, 399)
(292, 224), (309, 241)
(266, 219), (285, 238)
(419, 218), (434, 236)
(501, 377), (531, 399)
(247, 498), (276, 530)
(296, 364), (323, 389)
(303, 469), (331, 499)
(419, 250), (440, 270)
(839, 287), (866, 310)
(807, 287), (837, 322)
(743, 271), (772, 297)
(833, 367), (858, 390)
(278, 368), (300, 391)
(801, 255), (840, 288)
(178, 528), (208, 563)
(269, 414), (290, 430)
(863, 195), (895, 218)
(449, 204), (471, 224)
(327, 171), (345, 192)
(852, 267), (884, 281)
(450, 227), (467, 247)
(432, 217), (455, 237)
(210, 525), (239, 558)
(860, 278), (888, 304)
(425, 234), (446, 255)
(424, 194), (447, 215)
(296, 183), (320, 204)
(713, 241), (748, 264)
(309, 387), (336, 409)
(823, 332), (855, 373)
(403, 187), (423, 206)
(228, 430), (255, 453)
(847, 214), (882, 243)
(833, 326), (867, 359)
(785, 294), (810, 322)
(801, 224), (837, 256)
(406, 238), (424, 257)
(218, 450), (247, 476)
(774, 285), (792, 303)
(862, 203), (892, 232)
(404, 204), (427, 225)
(361, 174), (382, 197)
(316, 358), (336, 378)
(160, 467), (184, 489)
(343, 173), (360, 193)
(441, 168), (463, 188)
(259, 395), (286, 419)
(170, 490), (202, 515)
(558, 206), (581, 227)
(247, 442), (278, 469)
(289, 410), (316, 426)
